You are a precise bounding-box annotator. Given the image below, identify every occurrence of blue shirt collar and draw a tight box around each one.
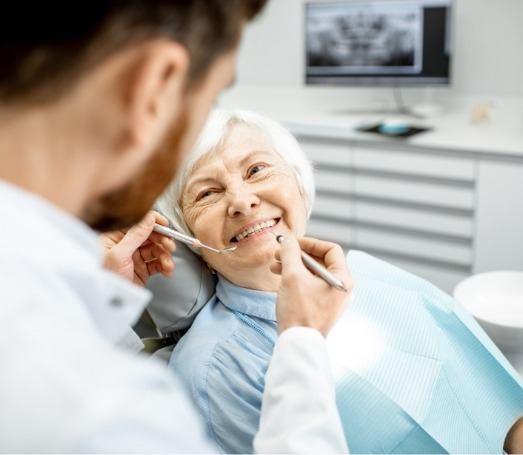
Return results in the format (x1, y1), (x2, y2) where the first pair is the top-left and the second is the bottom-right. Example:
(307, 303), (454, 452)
(216, 275), (277, 322)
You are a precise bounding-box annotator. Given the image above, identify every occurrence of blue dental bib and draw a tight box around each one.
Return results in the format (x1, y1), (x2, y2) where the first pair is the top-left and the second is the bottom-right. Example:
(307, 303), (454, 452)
(330, 251), (523, 453)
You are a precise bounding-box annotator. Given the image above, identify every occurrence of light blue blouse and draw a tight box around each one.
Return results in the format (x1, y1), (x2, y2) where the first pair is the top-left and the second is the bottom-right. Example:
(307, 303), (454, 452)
(170, 251), (523, 454)
(170, 276), (277, 453)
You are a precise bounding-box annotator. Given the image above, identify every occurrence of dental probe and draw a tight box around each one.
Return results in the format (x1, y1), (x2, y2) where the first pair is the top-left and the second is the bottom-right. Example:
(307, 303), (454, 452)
(273, 233), (348, 292)
(153, 223), (237, 254)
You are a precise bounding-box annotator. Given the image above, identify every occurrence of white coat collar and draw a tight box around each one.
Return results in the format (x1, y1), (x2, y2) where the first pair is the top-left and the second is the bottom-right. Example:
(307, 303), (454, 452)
(0, 179), (151, 345)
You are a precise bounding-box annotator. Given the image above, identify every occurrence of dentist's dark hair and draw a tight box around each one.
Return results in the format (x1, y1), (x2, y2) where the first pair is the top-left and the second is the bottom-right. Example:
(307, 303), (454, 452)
(0, 0), (267, 105)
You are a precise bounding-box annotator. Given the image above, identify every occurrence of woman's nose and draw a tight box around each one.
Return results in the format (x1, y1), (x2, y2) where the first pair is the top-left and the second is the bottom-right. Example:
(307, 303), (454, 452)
(227, 188), (261, 217)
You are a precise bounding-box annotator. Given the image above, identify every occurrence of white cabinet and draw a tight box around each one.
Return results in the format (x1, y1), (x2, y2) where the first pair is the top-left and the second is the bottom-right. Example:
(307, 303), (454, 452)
(352, 147), (476, 180)
(353, 200), (473, 237)
(297, 135), (523, 293)
(474, 159), (523, 272)
(353, 174), (475, 209)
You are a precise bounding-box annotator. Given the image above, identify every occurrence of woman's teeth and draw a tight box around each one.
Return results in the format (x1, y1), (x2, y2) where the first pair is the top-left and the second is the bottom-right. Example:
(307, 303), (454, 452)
(235, 219), (277, 242)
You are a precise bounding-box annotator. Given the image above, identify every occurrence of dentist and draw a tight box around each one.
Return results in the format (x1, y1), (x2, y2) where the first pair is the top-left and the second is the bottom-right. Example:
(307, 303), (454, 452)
(0, 1), (350, 452)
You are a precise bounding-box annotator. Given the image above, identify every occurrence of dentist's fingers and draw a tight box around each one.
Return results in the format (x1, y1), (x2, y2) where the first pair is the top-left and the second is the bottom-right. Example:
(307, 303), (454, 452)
(278, 235), (307, 276)
(134, 248), (173, 285)
(115, 211), (173, 258)
(102, 211), (177, 285)
(269, 260), (282, 275)
(140, 243), (175, 275)
(148, 213), (176, 252)
(133, 250), (150, 286)
(147, 259), (170, 279)
(298, 237), (348, 277)
(271, 237), (347, 283)
(113, 212), (156, 257)
(147, 233), (176, 252)
(275, 235), (352, 336)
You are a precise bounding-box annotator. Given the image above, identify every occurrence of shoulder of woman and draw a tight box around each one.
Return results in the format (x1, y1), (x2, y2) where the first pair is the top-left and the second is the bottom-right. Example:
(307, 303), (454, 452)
(169, 300), (241, 388)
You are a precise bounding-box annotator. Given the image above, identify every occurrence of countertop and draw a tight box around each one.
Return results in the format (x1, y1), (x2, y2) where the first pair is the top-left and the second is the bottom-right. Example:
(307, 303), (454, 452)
(219, 87), (523, 159)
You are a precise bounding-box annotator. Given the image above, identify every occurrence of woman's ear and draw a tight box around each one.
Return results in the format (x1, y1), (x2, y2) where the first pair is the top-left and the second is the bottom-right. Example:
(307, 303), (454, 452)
(122, 39), (190, 153)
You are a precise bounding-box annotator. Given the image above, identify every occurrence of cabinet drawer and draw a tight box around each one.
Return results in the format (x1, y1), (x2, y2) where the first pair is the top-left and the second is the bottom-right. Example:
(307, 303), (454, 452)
(307, 218), (354, 247)
(356, 229), (472, 266)
(354, 174), (475, 210)
(353, 147), (476, 181)
(301, 140), (351, 166)
(354, 201), (473, 238)
(315, 170), (352, 193)
(312, 195), (353, 221)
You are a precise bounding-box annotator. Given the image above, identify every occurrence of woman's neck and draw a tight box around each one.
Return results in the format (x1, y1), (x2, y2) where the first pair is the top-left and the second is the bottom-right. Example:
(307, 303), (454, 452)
(218, 262), (281, 292)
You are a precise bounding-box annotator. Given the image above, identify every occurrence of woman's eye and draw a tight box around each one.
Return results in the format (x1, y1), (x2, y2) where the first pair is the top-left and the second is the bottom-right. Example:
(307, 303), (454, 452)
(196, 190), (216, 201)
(247, 163), (267, 177)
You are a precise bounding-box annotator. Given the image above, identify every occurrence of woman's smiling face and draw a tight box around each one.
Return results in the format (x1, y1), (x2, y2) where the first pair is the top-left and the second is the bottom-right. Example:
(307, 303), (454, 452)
(181, 123), (308, 290)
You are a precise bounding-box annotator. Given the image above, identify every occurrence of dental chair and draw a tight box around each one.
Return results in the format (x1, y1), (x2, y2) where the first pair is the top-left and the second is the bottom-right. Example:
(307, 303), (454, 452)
(134, 241), (216, 358)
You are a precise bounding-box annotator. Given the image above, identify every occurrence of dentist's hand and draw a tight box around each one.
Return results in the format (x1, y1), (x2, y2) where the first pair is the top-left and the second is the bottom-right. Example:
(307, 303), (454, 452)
(101, 211), (176, 286)
(271, 236), (352, 337)
(505, 416), (523, 454)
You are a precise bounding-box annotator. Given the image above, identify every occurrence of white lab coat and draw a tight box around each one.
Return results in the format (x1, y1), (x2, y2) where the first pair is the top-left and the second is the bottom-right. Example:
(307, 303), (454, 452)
(256, 328), (348, 453)
(0, 179), (348, 453)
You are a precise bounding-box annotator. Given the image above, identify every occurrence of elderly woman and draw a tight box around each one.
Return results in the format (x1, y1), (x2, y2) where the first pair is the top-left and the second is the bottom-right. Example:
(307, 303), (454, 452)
(157, 110), (523, 454)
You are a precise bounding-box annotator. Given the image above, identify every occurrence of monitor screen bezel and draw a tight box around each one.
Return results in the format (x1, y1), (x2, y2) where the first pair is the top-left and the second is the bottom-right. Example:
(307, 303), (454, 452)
(304, 0), (454, 87)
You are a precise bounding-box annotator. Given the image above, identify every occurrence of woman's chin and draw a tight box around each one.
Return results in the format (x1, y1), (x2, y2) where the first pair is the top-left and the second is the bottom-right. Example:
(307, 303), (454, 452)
(233, 237), (278, 263)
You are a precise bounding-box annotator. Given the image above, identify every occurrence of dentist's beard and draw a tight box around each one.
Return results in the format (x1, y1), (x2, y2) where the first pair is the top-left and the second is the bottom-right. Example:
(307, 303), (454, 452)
(82, 110), (188, 232)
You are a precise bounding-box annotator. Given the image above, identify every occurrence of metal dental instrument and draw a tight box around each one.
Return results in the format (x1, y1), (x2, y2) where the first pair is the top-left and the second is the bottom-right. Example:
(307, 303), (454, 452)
(153, 224), (237, 254)
(272, 232), (348, 292)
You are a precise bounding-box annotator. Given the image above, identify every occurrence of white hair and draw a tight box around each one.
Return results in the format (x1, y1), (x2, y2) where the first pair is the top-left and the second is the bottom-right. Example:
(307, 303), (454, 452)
(156, 109), (315, 250)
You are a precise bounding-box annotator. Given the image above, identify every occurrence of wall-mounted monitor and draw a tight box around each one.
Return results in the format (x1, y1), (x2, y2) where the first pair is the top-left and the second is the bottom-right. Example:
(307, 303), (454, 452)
(305, 0), (453, 86)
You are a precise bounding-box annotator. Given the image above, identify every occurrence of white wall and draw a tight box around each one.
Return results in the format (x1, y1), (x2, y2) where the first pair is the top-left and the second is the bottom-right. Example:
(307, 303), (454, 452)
(233, 0), (523, 104)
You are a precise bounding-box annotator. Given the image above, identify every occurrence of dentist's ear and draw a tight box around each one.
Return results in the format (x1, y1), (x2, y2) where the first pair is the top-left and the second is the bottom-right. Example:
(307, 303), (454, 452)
(122, 39), (190, 154)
